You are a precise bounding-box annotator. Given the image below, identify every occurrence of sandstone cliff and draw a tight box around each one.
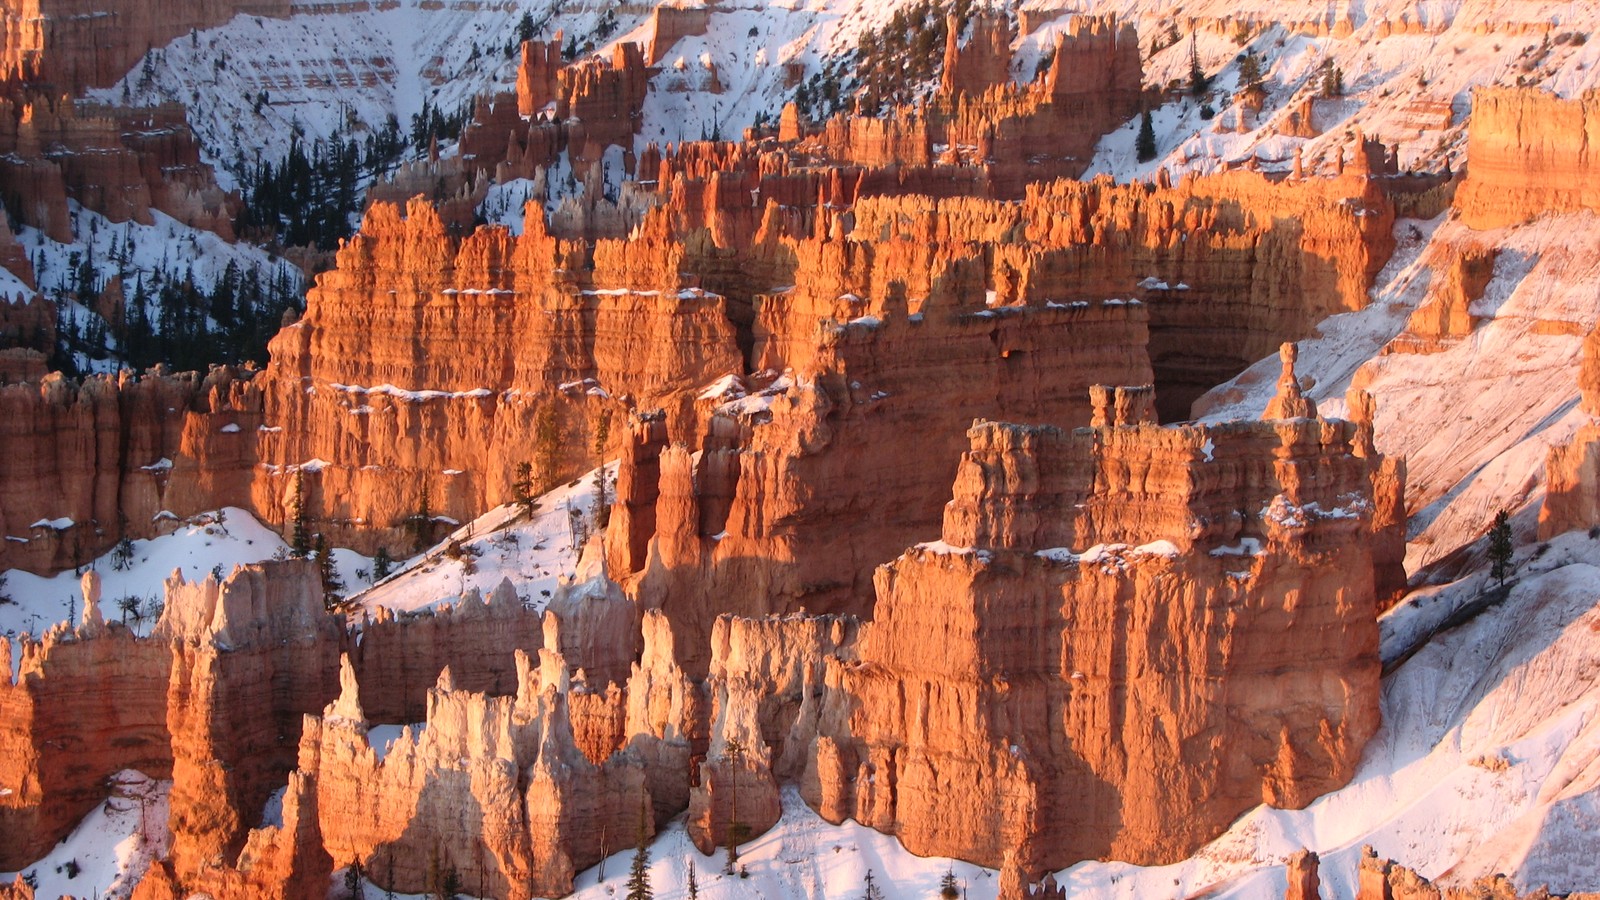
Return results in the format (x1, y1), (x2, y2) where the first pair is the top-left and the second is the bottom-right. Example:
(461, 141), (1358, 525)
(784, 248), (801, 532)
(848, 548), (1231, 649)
(0, 366), (260, 572)
(0, 0), (290, 91)
(1456, 87), (1600, 230)
(791, 400), (1387, 872)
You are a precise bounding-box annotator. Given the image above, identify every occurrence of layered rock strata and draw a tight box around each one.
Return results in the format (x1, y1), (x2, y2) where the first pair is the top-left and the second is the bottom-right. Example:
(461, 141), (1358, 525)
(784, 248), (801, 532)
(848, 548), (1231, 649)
(0, 95), (237, 244)
(0, 366), (260, 572)
(1456, 87), (1600, 230)
(787, 393), (1389, 871)
(253, 199), (740, 552)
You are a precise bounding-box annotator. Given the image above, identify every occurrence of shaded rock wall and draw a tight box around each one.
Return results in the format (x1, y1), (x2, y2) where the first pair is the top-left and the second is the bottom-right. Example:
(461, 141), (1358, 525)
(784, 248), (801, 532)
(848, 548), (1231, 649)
(0, 0), (289, 91)
(0, 366), (259, 572)
(0, 95), (237, 243)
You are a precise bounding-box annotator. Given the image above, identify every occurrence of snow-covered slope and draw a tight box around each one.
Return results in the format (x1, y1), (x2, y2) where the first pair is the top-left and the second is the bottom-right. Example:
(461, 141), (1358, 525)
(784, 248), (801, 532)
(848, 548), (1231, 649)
(0, 770), (171, 900)
(351, 465), (610, 616)
(1198, 211), (1600, 572)
(0, 507), (287, 647)
(100, 0), (1600, 188)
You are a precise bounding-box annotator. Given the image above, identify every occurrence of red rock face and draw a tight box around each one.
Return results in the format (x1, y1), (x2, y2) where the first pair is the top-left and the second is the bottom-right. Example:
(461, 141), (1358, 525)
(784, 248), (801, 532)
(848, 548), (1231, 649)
(0, 590), (172, 867)
(250, 199), (741, 553)
(0, 0), (290, 92)
(942, 14), (1014, 97)
(1456, 87), (1600, 230)
(801, 408), (1385, 871)
(0, 96), (237, 243)
(0, 367), (259, 572)
(807, 14), (1142, 195)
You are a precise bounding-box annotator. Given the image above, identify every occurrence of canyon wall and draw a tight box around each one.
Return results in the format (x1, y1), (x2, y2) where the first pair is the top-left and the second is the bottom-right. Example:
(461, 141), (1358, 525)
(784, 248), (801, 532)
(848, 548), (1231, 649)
(252, 198), (740, 553)
(0, 573), (171, 866)
(790, 386), (1390, 872)
(0, 377), (1400, 895)
(0, 0), (289, 92)
(808, 14), (1142, 195)
(1456, 87), (1600, 230)
(0, 95), (238, 243)
(0, 366), (259, 572)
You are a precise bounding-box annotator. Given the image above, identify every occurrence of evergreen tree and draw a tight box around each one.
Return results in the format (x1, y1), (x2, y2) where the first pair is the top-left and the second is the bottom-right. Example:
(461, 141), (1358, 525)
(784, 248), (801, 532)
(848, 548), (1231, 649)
(1188, 38), (1210, 97)
(411, 481), (434, 553)
(723, 738), (747, 875)
(625, 803), (653, 900)
(372, 547), (393, 581)
(316, 534), (345, 610)
(1488, 509), (1514, 586)
(863, 869), (885, 900)
(344, 858), (365, 899)
(290, 469), (311, 557)
(1238, 51), (1263, 90)
(533, 404), (561, 493)
(1320, 60), (1345, 97)
(593, 410), (613, 529)
(513, 461), (537, 518)
(426, 844), (460, 900)
(686, 859), (698, 900)
(1135, 110), (1157, 163)
(940, 868), (960, 900)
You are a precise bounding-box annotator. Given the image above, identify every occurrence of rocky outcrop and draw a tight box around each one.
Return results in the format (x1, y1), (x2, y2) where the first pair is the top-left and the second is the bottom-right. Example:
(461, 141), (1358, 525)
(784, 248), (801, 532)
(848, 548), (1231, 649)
(1286, 849), (1322, 900)
(942, 13), (1014, 97)
(0, 366), (260, 572)
(811, 14), (1141, 194)
(1456, 87), (1600, 230)
(1283, 845), (1600, 900)
(797, 396), (1388, 871)
(646, 4), (711, 66)
(1541, 326), (1600, 539)
(0, 0), (290, 91)
(301, 648), (652, 900)
(159, 561), (341, 884)
(0, 96), (238, 242)
(251, 199), (739, 553)
(0, 573), (172, 868)
(609, 289), (1151, 674)
(350, 578), (547, 723)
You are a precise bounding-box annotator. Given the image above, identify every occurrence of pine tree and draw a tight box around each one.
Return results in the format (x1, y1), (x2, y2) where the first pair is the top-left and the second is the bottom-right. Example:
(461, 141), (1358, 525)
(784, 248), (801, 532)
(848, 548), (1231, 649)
(533, 404), (561, 493)
(1488, 509), (1514, 586)
(1188, 38), (1210, 97)
(1135, 110), (1157, 163)
(316, 534), (345, 611)
(863, 869), (885, 900)
(625, 802), (653, 900)
(686, 859), (699, 900)
(372, 547), (393, 581)
(290, 469), (311, 557)
(513, 461), (537, 518)
(940, 867), (960, 900)
(1321, 60), (1345, 97)
(411, 481), (433, 553)
(1238, 51), (1263, 90)
(593, 410), (613, 529)
(426, 844), (460, 900)
(344, 857), (365, 899)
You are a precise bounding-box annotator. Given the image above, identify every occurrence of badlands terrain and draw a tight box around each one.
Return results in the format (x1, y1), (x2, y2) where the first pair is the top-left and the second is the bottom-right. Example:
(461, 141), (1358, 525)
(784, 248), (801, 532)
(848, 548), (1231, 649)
(2, 0), (1600, 897)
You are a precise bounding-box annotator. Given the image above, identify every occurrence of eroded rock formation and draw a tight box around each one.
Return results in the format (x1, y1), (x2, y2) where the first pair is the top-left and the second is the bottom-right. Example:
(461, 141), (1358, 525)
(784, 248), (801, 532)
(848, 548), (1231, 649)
(1456, 87), (1600, 230)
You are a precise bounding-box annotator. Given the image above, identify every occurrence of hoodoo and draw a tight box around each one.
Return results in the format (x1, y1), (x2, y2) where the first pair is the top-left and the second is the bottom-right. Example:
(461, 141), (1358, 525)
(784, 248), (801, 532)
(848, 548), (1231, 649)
(3, 1), (1600, 896)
